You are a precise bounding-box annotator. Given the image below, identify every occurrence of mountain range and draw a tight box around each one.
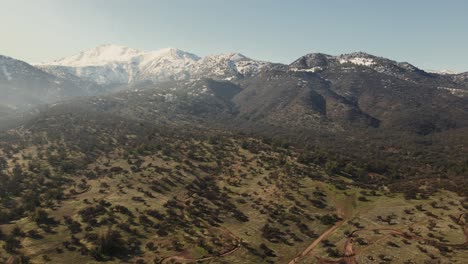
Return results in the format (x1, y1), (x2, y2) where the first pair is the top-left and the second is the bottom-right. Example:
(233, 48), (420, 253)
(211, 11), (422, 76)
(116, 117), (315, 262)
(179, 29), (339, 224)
(36, 44), (269, 85)
(1, 44), (467, 136)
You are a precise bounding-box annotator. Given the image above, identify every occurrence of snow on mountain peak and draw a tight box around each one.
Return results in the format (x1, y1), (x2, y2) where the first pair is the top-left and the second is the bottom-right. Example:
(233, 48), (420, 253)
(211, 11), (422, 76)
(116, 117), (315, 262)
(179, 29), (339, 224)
(338, 52), (377, 66)
(142, 47), (200, 61)
(426, 69), (459, 75)
(195, 52), (268, 78)
(43, 44), (142, 67)
(38, 45), (269, 84)
(200, 52), (247, 61)
(41, 45), (201, 68)
(339, 57), (375, 66)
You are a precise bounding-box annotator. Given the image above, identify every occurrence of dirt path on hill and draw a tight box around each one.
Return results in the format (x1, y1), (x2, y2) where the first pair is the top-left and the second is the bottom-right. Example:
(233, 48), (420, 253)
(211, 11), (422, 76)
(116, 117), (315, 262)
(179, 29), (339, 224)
(287, 220), (346, 264)
(287, 203), (348, 264)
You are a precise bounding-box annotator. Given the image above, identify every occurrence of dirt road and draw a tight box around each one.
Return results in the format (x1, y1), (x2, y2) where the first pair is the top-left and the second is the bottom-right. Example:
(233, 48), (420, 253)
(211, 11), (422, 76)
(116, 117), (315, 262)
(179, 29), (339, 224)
(288, 219), (346, 264)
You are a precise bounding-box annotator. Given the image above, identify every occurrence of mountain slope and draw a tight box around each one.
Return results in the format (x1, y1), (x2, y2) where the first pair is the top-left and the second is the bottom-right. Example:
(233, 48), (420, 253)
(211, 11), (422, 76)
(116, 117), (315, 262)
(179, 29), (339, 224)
(43, 59), (467, 137)
(287, 52), (468, 134)
(451, 71), (468, 86)
(5, 47), (468, 135)
(0, 55), (105, 109)
(1, 107), (465, 264)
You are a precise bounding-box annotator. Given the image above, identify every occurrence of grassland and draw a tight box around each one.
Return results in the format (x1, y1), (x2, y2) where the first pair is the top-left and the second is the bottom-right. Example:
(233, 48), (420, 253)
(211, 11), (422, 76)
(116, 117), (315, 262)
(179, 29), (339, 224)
(0, 121), (466, 264)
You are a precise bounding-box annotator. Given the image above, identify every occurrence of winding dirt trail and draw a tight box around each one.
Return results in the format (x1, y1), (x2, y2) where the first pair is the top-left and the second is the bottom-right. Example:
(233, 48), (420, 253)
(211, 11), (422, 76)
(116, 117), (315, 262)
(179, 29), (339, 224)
(287, 203), (348, 264)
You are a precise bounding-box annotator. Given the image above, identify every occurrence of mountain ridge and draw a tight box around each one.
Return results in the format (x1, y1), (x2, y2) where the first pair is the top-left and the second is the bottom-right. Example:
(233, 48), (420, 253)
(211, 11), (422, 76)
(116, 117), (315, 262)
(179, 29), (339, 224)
(37, 45), (468, 87)
(37, 44), (268, 85)
(2, 46), (467, 134)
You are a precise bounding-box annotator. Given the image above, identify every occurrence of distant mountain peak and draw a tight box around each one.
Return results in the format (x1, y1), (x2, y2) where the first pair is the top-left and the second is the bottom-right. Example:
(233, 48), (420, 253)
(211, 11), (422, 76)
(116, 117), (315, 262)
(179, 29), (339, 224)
(289, 53), (333, 70)
(40, 45), (203, 67)
(290, 52), (387, 70)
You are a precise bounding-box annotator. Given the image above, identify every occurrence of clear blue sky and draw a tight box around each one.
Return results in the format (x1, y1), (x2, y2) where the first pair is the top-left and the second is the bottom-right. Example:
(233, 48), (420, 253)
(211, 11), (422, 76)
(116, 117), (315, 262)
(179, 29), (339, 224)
(1, 0), (467, 71)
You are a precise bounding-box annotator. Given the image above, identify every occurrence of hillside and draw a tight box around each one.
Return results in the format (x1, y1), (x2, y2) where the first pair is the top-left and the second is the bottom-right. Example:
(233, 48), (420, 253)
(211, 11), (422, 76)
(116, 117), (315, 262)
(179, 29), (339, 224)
(0, 108), (466, 264)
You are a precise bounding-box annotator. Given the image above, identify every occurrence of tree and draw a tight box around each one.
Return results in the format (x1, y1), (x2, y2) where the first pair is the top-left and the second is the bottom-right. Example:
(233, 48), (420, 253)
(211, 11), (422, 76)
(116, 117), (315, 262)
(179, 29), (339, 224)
(325, 161), (339, 175)
(31, 209), (50, 224)
(96, 229), (125, 256)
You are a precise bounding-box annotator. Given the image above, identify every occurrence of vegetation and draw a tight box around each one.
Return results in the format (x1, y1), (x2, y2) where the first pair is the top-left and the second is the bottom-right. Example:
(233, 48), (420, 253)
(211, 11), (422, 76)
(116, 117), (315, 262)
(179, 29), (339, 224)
(0, 106), (465, 263)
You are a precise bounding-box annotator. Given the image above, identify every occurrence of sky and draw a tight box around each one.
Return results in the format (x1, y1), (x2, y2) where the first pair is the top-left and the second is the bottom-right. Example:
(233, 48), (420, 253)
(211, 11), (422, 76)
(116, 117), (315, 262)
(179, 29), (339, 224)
(0, 0), (467, 71)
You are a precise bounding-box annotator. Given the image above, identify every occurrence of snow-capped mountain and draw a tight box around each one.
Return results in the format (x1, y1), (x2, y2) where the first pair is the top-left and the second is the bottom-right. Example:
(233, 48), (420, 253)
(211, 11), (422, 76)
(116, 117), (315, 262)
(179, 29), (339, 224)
(43, 44), (142, 67)
(4, 45), (466, 117)
(38, 45), (196, 84)
(43, 45), (466, 89)
(191, 53), (269, 80)
(2, 47), (467, 136)
(38, 44), (270, 85)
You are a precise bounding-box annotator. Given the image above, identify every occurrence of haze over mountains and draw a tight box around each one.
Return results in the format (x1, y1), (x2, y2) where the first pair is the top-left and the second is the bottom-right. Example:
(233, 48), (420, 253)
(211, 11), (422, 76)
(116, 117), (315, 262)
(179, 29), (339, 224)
(1, 44), (466, 95)
(0, 54), (101, 109)
(0, 44), (466, 136)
